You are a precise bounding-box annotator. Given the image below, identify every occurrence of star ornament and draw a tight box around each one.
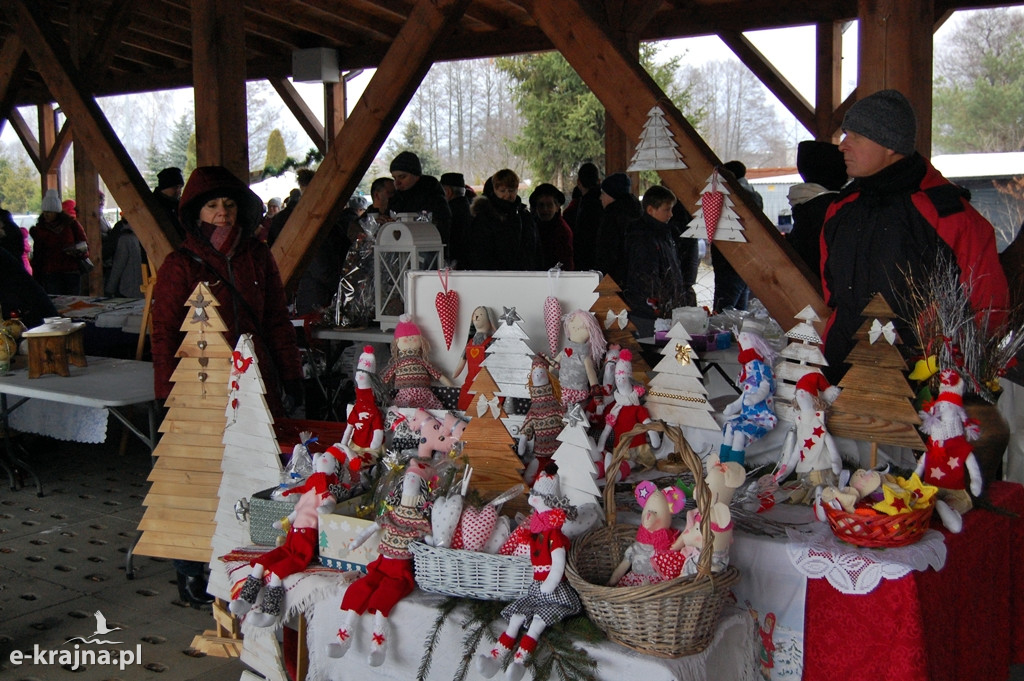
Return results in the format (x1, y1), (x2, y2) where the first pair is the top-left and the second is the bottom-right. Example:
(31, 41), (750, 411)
(872, 483), (914, 516)
(500, 306), (523, 326)
(896, 473), (938, 510)
(562, 403), (587, 428)
(674, 343), (693, 366)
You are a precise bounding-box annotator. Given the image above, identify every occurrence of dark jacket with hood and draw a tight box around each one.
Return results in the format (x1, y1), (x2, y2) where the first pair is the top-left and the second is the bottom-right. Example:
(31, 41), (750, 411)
(596, 193), (642, 281)
(151, 166), (302, 414)
(465, 193), (540, 271)
(572, 189), (603, 272)
(389, 174), (453, 252)
(621, 213), (686, 319)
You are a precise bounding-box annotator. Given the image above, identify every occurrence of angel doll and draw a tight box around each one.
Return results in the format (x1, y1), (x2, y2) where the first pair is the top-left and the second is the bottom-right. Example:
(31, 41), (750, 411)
(551, 309), (606, 409)
(720, 330), (778, 464)
(596, 349), (661, 476)
(774, 372), (843, 504)
(380, 314), (454, 409)
(327, 464), (432, 666)
(454, 305), (496, 410)
(477, 464), (581, 681)
(517, 355), (565, 483)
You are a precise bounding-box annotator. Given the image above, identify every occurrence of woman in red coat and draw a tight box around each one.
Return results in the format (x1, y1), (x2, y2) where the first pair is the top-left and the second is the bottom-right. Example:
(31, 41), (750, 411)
(31, 189), (90, 294)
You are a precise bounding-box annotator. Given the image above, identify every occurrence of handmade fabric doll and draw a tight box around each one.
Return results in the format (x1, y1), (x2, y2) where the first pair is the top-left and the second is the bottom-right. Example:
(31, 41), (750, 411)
(454, 305), (496, 410)
(477, 464), (581, 681)
(607, 481), (686, 586)
(720, 330), (778, 464)
(551, 309), (606, 409)
(229, 445), (344, 626)
(380, 314), (453, 409)
(774, 372), (843, 504)
(327, 465), (432, 666)
(916, 368), (983, 533)
(596, 349), (660, 476)
(518, 355), (565, 483)
(341, 346), (385, 481)
(586, 343), (620, 427)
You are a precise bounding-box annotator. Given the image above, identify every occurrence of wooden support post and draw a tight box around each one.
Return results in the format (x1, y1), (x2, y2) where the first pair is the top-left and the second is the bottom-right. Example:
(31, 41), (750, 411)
(38, 103), (59, 194)
(815, 21), (844, 141)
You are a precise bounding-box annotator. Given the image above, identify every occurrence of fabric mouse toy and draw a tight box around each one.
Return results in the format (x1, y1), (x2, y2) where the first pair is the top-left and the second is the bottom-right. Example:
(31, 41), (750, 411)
(607, 481), (686, 586)
(229, 445), (344, 626)
(477, 464), (581, 681)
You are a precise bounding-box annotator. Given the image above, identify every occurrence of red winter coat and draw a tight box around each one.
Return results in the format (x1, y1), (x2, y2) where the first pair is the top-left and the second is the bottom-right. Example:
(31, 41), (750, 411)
(30, 212), (88, 276)
(151, 232), (302, 410)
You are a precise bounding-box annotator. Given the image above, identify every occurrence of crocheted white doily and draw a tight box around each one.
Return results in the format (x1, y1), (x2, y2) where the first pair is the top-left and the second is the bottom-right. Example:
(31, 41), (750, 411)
(785, 523), (946, 595)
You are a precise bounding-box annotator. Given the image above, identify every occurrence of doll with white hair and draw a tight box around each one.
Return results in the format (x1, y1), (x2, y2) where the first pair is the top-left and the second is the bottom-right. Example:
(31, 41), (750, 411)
(915, 368), (982, 533)
(551, 309), (606, 409)
(720, 330), (778, 464)
(774, 372), (843, 504)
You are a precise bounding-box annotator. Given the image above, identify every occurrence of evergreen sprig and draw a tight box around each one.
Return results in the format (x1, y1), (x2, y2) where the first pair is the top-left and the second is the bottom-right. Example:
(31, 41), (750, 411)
(259, 149), (324, 180)
(417, 597), (603, 681)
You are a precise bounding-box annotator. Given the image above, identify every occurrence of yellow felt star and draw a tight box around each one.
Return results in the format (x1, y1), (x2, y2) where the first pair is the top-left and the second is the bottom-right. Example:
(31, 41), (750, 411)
(872, 482), (915, 516)
(896, 473), (938, 510)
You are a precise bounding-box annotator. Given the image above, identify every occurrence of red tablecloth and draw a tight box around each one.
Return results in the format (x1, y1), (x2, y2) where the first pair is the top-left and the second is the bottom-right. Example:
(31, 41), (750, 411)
(804, 481), (1024, 681)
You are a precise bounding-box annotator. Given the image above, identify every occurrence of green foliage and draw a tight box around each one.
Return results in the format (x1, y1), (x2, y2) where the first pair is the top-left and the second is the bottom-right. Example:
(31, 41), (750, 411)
(147, 113), (194, 186)
(417, 597), (602, 681)
(383, 121), (443, 177)
(0, 154), (40, 213)
(933, 8), (1024, 153)
(186, 134), (197, 178)
(265, 129), (288, 171)
(496, 44), (691, 188)
(258, 149), (323, 180)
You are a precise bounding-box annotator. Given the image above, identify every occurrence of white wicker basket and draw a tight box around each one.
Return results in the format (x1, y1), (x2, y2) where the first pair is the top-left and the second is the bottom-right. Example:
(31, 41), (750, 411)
(410, 542), (532, 601)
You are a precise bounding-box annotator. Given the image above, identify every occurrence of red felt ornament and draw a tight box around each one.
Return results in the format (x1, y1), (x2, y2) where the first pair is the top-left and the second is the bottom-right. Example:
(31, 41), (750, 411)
(702, 170), (724, 241)
(434, 268), (459, 350)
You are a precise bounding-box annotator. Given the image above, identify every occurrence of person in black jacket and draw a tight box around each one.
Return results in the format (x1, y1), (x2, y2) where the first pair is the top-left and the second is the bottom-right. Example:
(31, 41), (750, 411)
(621, 185), (686, 337)
(465, 168), (540, 271)
(786, 141), (847, 276)
(153, 167), (185, 239)
(567, 162), (602, 272)
(440, 172), (472, 267)
(595, 172), (642, 282)
(388, 151), (453, 255)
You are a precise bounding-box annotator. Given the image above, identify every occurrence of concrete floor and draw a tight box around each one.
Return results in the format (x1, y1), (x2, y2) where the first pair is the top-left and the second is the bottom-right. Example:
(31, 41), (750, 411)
(0, 429), (248, 681)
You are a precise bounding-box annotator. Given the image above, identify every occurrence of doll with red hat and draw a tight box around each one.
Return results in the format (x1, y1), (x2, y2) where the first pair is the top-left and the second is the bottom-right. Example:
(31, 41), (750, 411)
(477, 464), (581, 681)
(229, 445), (345, 626)
(720, 330), (778, 464)
(774, 371), (843, 504)
(916, 368), (983, 533)
(595, 349), (661, 477)
(518, 355), (565, 483)
(340, 346), (385, 480)
(327, 463), (433, 667)
(380, 314), (454, 409)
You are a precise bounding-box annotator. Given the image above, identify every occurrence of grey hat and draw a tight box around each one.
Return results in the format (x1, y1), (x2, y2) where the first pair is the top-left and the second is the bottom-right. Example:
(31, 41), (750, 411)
(41, 189), (62, 213)
(842, 89), (917, 156)
(267, 197), (282, 208)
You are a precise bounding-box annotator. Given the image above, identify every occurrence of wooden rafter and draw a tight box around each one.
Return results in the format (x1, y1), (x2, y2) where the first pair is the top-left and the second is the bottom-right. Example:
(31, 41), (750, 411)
(525, 0), (830, 332)
(269, 77), (326, 152)
(814, 20), (843, 141)
(0, 36), (28, 137)
(271, 0), (473, 286)
(7, 108), (40, 168)
(4, 0), (176, 267)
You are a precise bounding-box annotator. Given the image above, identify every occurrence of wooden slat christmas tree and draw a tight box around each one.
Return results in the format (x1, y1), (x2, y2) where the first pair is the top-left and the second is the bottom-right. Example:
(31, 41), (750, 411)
(681, 169), (746, 243)
(590, 274), (650, 381)
(482, 306), (534, 436)
(828, 294), (925, 461)
(627, 105), (688, 171)
(135, 283), (231, 563)
(462, 366), (529, 515)
(207, 333), (284, 601)
(775, 305), (830, 423)
(645, 322), (719, 430)
(551, 404), (601, 508)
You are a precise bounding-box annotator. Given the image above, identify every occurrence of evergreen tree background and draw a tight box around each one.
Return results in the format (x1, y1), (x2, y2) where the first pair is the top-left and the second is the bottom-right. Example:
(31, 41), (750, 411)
(146, 113), (193, 187)
(264, 129), (288, 170)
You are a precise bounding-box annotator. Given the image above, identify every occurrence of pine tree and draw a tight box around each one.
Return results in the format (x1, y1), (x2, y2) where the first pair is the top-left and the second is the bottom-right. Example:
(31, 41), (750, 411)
(264, 129), (288, 171)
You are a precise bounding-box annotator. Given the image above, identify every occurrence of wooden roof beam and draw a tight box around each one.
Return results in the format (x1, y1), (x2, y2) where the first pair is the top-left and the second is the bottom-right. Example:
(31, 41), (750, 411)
(271, 0), (472, 286)
(81, 0), (137, 89)
(269, 76), (326, 152)
(6, 107), (41, 168)
(0, 35), (28, 132)
(4, 0), (176, 268)
(525, 0), (829, 332)
(720, 29), (815, 134)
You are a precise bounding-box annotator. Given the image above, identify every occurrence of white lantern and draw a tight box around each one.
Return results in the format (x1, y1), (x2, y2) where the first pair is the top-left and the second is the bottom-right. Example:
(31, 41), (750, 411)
(374, 214), (445, 331)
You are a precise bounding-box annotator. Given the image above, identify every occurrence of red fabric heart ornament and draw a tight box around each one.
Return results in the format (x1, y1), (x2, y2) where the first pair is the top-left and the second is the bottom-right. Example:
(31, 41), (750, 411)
(434, 269), (459, 350)
(702, 190), (724, 241)
(457, 505), (498, 552)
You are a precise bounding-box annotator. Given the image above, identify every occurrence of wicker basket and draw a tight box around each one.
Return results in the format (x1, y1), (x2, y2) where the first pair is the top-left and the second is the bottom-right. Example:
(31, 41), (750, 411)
(566, 421), (740, 658)
(410, 542), (532, 601)
(824, 503), (935, 548)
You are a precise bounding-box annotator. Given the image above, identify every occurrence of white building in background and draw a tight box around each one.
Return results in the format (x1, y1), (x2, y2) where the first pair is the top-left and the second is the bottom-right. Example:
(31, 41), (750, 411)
(749, 151), (1024, 251)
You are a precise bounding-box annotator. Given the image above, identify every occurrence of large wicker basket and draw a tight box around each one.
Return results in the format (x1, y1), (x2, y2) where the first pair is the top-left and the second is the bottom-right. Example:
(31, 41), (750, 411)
(410, 542), (532, 601)
(566, 421), (740, 658)
(825, 502), (935, 548)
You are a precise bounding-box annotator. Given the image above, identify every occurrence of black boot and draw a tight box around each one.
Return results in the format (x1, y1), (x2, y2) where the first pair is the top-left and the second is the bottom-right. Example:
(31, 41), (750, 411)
(177, 571), (215, 608)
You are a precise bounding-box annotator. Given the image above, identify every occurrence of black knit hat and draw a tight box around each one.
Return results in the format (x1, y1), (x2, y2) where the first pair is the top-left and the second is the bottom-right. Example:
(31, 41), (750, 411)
(578, 162), (600, 189)
(796, 141), (847, 191)
(529, 183), (565, 208)
(440, 172), (464, 187)
(600, 172), (631, 200)
(842, 89), (917, 156)
(389, 151), (422, 176)
(156, 167), (185, 191)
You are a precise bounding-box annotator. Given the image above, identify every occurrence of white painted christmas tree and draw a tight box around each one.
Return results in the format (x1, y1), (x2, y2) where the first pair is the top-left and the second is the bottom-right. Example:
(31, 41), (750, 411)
(645, 322), (720, 430)
(207, 333), (284, 601)
(682, 169), (746, 243)
(551, 404), (601, 508)
(627, 105), (688, 171)
(482, 306), (535, 437)
(774, 305), (830, 423)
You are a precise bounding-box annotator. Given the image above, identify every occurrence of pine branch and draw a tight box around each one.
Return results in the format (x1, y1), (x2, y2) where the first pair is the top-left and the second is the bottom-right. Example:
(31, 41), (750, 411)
(417, 597), (461, 681)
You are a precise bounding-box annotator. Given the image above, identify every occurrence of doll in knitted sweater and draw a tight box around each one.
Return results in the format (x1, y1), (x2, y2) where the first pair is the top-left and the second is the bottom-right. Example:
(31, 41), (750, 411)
(229, 445), (344, 626)
(327, 465), (432, 666)
(380, 314), (453, 409)
(518, 355), (565, 483)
